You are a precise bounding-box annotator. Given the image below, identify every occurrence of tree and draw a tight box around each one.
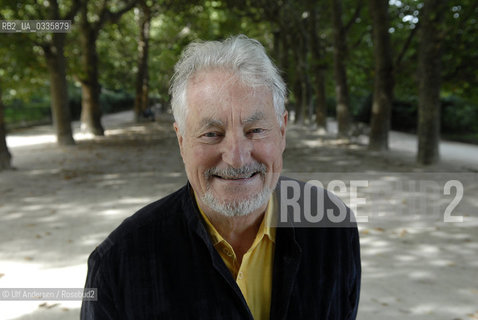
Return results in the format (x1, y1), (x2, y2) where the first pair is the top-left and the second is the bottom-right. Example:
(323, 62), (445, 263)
(417, 0), (446, 164)
(441, 1), (478, 101)
(1, 0), (79, 146)
(292, 18), (311, 125)
(330, 0), (352, 136)
(308, 2), (328, 131)
(38, 0), (80, 146)
(0, 10), (12, 170)
(78, 0), (136, 135)
(133, 0), (176, 122)
(368, 0), (393, 150)
(133, 0), (152, 122)
(220, 0), (311, 124)
(0, 85), (11, 170)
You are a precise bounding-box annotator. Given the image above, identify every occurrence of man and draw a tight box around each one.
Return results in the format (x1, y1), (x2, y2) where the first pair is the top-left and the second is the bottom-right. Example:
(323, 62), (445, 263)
(81, 35), (361, 319)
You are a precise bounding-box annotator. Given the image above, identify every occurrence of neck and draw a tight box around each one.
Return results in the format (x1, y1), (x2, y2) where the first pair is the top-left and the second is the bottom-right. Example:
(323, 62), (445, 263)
(202, 202), (268, 262)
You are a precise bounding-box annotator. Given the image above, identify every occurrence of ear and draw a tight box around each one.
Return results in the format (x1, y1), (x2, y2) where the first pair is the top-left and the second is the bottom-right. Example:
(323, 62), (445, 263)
(173, 122), (185, 159)
(280, 111), (288, 151)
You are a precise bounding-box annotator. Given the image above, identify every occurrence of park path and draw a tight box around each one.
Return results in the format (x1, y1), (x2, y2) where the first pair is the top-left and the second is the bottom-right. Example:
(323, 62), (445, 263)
(8, 112), (478, 171)
(325, 120), (478, 171)
(1, 111), (477, 320)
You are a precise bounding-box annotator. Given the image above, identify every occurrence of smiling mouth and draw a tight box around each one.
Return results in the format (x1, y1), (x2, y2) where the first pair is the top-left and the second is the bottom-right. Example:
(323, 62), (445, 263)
(213, 172), (260, 180)
(205, 163), (267, 182)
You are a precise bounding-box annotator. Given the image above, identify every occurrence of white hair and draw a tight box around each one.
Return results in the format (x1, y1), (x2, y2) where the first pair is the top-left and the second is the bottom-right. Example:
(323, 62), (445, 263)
(169, 34), (286, 134)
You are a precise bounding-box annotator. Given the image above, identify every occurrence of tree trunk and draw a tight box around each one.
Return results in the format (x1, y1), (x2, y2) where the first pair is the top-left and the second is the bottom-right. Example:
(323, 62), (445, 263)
(368, 0), (393, 150)
(79, 26), (104, 135)
(134, 3), (152, 122)
(293, 73), (304, 124)
(78, 1), (104, 136)
(295, 22), (311, 125)
(272, 30), (281, 68)
(293, 33), (308, 125)
(331, 0), (351, 137)
(417, 0), (445, 165)
(314, 66), (327, 130)
(0, 86), (12, 170)
(308, 4), (327, 131)
(77, 0), (136, 134)
(279, 32), (289, 88)
(44, 33), (75, 146)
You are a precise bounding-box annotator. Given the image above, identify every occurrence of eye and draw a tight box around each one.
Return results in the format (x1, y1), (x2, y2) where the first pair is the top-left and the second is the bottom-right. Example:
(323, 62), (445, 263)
(203, 132), (218, 138)
(248, 128), (265, 135)
(200, 131), (224, 141)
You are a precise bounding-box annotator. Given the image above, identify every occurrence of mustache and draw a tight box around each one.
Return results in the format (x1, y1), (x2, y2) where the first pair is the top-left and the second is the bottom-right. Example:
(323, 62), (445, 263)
(204, 163), (267, 180)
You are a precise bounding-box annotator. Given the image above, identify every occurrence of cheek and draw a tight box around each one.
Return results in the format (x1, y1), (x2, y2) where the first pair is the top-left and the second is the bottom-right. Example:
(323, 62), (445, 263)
(186, 145), (219, 170)
(253, 139), (284, 167)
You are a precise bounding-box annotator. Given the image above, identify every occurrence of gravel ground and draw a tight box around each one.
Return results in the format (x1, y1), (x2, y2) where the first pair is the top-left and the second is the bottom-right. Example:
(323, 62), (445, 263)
(1, 111), (477, 320)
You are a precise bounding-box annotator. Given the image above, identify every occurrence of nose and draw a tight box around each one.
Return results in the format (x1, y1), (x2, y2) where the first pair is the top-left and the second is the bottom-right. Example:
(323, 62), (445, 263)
(221, 132), (252, 168)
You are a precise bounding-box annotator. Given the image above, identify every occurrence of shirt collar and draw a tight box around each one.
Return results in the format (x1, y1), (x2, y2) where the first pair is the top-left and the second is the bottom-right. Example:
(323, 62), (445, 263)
(194, 192), (276, 246)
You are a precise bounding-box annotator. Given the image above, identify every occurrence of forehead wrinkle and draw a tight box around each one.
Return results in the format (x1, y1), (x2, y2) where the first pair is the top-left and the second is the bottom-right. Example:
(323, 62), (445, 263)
(242, 111), (265, 125)
(199, 117), (224, 130)
(188, 70), (273, 131)
(211, 75), (258, 127)
(215, 74), (243, 107)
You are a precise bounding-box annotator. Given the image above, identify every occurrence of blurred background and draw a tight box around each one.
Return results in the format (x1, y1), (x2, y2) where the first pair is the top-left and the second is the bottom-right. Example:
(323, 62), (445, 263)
(1, 0), (477, 165)
(1, 1), (478, 319)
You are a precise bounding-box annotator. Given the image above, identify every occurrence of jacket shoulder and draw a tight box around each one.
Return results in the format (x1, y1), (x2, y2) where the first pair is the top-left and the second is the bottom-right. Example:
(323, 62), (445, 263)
(93, 184), (190, 258)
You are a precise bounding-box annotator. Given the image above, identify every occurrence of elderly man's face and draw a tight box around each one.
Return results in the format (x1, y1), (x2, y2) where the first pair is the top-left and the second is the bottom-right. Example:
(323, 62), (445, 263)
(174, 69), (287, 217)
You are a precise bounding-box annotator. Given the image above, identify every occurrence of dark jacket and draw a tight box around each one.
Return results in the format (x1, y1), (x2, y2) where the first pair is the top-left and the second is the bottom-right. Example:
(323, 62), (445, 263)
(81, 178), (361, 319)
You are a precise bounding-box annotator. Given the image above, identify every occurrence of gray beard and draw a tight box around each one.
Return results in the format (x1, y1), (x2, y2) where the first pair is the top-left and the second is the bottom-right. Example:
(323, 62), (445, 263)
(201, 162), (273, 217)
(201, 184), (273, 217)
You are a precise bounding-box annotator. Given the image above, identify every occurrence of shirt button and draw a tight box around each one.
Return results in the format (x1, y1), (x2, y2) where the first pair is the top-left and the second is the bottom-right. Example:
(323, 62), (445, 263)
(237, 271), (244, 280)
(223, 248), (233, 257)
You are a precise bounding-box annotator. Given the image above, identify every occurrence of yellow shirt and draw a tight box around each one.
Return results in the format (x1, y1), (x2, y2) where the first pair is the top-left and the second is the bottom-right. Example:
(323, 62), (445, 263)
(196, 195), (276, 320)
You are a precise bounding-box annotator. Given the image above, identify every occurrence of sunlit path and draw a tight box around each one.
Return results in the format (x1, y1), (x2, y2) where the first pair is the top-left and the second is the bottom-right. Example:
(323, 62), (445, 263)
(1, 112), (477, 320)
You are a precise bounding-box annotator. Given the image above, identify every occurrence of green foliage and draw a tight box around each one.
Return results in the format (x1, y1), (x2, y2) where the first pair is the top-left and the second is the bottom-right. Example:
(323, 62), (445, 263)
(0, 32), (48, 104)
(1, 0), (477, 143)
(4, 85), (135, 126)
(68, 85), (134, 120)
(4, 93), (51, 126)
(355, 92), (478, 136)
(391, 97), (419, 132)
(97, 10), (138, 92)
(441, 95), (478, 134)
(68, 84), (82, 120)
(100, 89), (134, 114)
(352, 94), (372, 122)
(441, 2), (478, 101)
